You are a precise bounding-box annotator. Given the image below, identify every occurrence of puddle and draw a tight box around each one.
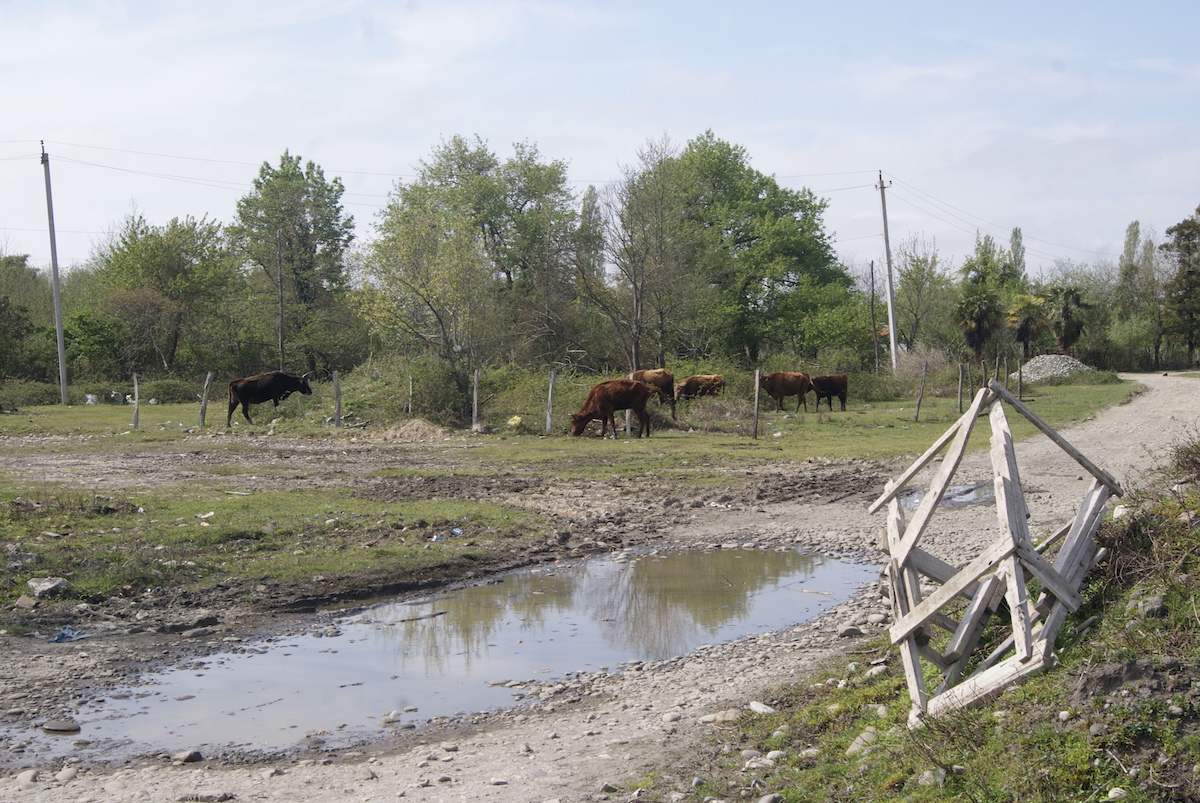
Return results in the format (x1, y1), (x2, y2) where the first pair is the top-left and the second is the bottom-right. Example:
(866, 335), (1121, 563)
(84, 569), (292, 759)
(13, 548), (875, 762)
(898, 484), (994, 510)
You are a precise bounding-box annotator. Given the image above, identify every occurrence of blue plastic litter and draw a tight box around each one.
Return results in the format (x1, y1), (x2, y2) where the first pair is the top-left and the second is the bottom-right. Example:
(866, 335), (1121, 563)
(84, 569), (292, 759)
(50, 625), (89, 643)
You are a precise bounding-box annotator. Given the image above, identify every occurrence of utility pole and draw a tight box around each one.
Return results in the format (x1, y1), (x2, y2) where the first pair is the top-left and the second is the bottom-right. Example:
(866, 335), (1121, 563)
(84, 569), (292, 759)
(877, 171), (899, 372)
(40, 142), (69, 404)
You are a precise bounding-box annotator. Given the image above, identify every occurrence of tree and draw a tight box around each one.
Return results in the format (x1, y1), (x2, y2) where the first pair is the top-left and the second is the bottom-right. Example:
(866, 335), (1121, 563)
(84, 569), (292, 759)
(893, 235), (955, 350)
(231, 151), (355, 373)
(955, 282), (1003, 361)
(1047, 286), (1088, 355)
(90, 213), (236, 373)
(1161, 205), (1200, 365)
(1007, 293), (1046, 360)
(960, 233), (1021, 290)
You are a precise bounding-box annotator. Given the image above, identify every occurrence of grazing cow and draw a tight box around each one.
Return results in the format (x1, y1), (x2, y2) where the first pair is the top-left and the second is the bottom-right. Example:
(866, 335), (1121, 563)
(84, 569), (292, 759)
(569, 379), (657, 438)
(760, 371), (813, 412)
(810, 374), (848, 411)
(631, 368), (676, 419)
(674, 374), (725, 401)
(227, 371), (313, 426)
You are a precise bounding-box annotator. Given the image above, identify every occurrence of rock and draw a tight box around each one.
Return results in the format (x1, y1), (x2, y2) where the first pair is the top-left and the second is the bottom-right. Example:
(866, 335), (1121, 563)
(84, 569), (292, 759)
(41, 718), (82, 733)
(27, 577), (68, 597)
(845, 726), (878, 755)
(55, 767), (78, 782)
(747, 701), (776, 714)
(15, 769), (38, 784)
(757, 795), (786, 803)
(173, 749), (203, 763)
(1108, 789), (1129, 800)
(838, 624), (863, 637)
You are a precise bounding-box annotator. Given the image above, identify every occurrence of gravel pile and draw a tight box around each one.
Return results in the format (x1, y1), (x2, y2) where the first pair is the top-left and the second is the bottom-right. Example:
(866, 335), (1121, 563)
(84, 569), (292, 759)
(1012, 354), (1093, 383)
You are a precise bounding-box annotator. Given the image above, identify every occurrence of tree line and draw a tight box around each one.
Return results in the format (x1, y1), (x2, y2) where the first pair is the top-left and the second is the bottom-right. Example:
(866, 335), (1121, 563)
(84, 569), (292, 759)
(2, 131), (1199, 420)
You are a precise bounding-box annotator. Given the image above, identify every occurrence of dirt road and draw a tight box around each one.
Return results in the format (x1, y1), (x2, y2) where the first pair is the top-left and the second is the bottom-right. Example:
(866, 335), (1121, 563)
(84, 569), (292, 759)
(11, 373), (1200, 801)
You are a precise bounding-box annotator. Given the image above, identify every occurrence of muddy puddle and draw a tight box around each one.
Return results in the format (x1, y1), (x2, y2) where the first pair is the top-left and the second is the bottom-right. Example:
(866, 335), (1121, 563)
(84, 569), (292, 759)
(17, 548), (875, 762)
(898, 483), (994, 510)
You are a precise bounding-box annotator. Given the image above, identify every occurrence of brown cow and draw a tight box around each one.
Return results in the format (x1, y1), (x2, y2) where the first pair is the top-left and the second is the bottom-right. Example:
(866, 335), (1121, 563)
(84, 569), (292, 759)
(810, 374), (848, 411)
(674, 374), (725, 401)
(631, 368), (676, 419)
(760, 371), (813, 412)
(569, 379), (657, 438)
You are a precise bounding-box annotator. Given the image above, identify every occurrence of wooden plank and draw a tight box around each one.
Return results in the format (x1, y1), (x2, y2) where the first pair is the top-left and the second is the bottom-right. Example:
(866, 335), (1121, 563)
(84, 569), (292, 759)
(891, 388), (995, 567)
(1001, 558), (1033, 661)
(868, 400), (971, 514)
(890, 536), (1017, 643)
(943, 574), (1003, 663)
(1014, 540), (1082, 611)
(925, 639), (1053, 719)
(1034, 521), (1072, 554)
(887, 557), (929, 712)
(907, 547), (979, 599)
(987, 381), (1124, 497)
(989, 400), (1033, 547)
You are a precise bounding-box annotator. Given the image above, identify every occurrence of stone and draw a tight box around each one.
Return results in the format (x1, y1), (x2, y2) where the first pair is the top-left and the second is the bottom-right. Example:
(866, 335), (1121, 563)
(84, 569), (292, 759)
(27, 577), (69, 597)
(173, 749), (203, 763)
(41, 718), (82, 733)
(845, 726), (878, 755)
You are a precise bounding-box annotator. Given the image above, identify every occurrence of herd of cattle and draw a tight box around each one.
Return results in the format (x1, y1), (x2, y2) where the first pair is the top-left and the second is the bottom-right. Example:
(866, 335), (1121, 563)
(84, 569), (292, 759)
(223, 368), (846, 438)
(568, 369), (847, 438)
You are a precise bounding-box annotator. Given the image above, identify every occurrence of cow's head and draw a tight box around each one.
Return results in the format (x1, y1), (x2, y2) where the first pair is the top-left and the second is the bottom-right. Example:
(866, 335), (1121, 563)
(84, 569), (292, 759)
(297, 374), (314, 395)
(568, 414), (589, 436)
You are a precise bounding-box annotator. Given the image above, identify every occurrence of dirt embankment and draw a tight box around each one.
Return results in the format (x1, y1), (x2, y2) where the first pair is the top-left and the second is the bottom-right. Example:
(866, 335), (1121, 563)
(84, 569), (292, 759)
(4, 373), (1198, 802)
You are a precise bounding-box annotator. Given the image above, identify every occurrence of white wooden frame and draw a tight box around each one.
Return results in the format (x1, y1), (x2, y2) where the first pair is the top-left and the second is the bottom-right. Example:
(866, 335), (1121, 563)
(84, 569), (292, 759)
(870, 381), (1122, 724)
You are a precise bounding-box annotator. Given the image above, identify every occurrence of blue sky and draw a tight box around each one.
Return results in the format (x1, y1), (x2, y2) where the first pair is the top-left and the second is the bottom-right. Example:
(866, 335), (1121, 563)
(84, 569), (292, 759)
(2, 0), (1198, 278)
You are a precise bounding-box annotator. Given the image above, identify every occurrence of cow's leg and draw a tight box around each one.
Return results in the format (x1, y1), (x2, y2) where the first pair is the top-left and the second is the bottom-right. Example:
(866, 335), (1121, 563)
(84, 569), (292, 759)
(242, 402), (254, 424)
(226, 399), (237, 427)
(838, 393), (847, 411)
(636, 406), (650, 437)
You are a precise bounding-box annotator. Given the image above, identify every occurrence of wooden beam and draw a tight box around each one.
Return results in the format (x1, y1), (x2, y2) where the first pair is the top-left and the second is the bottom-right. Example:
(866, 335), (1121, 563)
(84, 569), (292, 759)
(987, 381), (1123, 496)
(942, 573), (1003, 663)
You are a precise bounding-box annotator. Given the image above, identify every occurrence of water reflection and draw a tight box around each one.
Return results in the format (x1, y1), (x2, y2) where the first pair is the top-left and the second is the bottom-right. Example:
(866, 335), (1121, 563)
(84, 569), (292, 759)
(12, 548), (874, 761)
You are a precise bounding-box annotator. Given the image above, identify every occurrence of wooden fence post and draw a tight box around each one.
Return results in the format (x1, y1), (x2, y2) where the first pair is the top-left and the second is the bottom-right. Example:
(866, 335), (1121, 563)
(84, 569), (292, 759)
(408, 376), (413, 415)
(752, 368), (761, 439)
(131, 373), (140, 429)
(914, 361), (928, 422)
(332, 370), (341, 426)
(957, 364), (964, 414)
(545, 370), (557, 434)
(472, 368), (479, 429)
(198, 371), (214, 427)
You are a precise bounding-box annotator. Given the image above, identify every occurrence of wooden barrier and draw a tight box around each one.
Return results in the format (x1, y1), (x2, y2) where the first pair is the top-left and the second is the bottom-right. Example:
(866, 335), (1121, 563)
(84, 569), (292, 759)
(872, 379), (1123, 725)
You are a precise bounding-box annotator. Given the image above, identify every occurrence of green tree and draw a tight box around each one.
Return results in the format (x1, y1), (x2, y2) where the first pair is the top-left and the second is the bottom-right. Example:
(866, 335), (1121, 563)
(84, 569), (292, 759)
(956, 282), (1003, 361)
(1007, 293), (1046, 360)
(960, 233), (1021, 290)
(1161, 205), (1200, 365)
(1047, 286), (1088, 356)
(679, 131), (845, 363)
(893, 235), (955, 350)
(91, 213), (236, 373)
(231, 151), (355, 373)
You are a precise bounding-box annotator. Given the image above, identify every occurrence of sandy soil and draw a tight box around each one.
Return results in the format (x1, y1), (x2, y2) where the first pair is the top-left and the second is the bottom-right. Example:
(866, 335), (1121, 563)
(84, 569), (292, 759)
(5, 373), (1199, 802)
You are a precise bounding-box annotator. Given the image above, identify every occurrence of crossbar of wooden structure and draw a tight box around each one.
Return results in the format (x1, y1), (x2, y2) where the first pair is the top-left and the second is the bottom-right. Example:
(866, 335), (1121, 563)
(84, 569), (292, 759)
(873, 380), (1122, 725)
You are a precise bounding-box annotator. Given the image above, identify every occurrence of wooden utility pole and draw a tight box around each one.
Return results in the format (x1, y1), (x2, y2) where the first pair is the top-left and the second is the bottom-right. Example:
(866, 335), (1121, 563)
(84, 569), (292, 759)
(40, 143), (69, 404)
(876, 172), (899, 373)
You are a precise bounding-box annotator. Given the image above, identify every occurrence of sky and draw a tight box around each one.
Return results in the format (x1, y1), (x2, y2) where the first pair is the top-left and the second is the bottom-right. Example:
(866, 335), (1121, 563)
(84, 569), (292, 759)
(3, 0), (1199, 280)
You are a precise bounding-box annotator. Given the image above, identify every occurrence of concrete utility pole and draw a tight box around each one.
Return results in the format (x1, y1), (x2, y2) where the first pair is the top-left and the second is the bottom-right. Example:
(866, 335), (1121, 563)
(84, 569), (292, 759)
(877, 171), (899, 372)
(40, 142), (69, 404)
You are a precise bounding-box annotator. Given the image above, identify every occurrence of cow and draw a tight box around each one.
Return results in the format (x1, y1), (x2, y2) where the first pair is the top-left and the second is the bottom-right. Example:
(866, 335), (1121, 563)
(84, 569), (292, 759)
(569, 379), (657, 438)
(631, 368), (676, 419)
(674, 374), (725, 401)
(227, 371), (313, 426)
(760, 371), (813, 413)
(810, 374), (848, 412)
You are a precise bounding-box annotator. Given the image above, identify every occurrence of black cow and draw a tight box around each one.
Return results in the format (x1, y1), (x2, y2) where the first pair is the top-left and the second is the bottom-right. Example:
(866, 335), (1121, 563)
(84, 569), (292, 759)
(227, 371), (313, 426)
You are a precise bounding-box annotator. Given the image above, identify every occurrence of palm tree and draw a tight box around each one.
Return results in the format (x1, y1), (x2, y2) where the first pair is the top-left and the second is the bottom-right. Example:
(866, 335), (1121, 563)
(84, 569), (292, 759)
(1048, 286), (1087, 355)
(1007, 293), (1046, 360)
(955, 283), (1003, 361)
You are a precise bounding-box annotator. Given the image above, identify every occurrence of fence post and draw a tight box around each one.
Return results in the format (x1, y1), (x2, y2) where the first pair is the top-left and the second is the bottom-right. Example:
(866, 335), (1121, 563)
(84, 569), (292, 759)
(753, 368), (761, 439)
(472, 368), (479, 429)
(198, 371), (214, 427)
(408, 376), (413, 415)
(957, 364), (964, 414)
(914, 361), (928, 422)
(332, 370), (341, 426)
(545, 370), (557, 434)
(131, 373), (140, 429)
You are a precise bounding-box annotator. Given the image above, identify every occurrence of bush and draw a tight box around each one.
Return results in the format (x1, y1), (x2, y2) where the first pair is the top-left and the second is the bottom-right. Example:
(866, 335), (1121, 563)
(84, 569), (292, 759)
(0, 380), (64, 408)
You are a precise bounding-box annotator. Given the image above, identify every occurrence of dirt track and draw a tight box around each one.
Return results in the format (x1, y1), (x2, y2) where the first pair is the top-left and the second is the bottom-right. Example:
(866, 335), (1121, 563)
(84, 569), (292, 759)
(8, 373), (1200, 801)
